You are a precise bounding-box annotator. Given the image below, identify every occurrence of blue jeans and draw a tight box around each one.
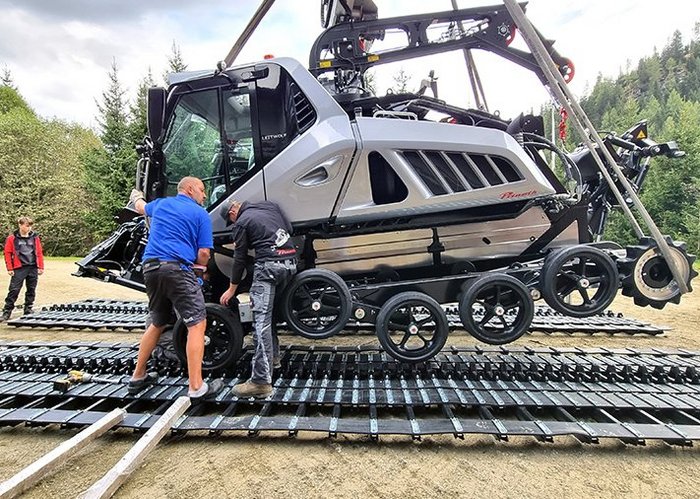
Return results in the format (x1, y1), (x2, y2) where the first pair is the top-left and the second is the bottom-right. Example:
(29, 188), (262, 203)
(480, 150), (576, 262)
(249, 259), (296, 384)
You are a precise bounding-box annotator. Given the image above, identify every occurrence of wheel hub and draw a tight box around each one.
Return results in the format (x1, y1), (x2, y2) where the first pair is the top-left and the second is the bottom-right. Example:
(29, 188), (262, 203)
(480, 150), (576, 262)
(204, 335), (211, 347)
(494, 305), (505, 316)
(408, 324), (419, 335)
(579, 278), (590, 288)
(311, 300), (322, 312)
(633, 247), (687, 300)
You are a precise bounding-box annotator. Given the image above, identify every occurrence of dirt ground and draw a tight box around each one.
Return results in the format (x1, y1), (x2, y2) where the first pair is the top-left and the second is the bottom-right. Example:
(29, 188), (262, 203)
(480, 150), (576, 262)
(0, 259), (699, 498)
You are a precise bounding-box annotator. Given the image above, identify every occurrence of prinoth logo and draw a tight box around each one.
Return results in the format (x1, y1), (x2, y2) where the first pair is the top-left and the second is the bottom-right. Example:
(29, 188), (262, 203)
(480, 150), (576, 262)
(500, 190), (537, 199)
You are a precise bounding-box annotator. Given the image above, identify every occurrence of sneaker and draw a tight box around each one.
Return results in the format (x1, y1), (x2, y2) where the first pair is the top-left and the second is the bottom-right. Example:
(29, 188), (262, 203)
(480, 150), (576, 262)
(127, 371), (159, 394)
(189, 378), (224, 401)
(23, 308), (34, 316)
(0, 311), (10, 322)
(232, 380), (273, 399)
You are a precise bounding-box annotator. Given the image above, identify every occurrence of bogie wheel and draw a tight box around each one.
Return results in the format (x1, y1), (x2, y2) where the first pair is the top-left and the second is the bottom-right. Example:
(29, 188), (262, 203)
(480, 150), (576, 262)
(375, 292), (449, 363)
(541, 245), (619, 317)
(459, 274), (534, 345)
(281, 268), (353, 339)
(173, 303), (244, 373)
(619, 236), (697, 309)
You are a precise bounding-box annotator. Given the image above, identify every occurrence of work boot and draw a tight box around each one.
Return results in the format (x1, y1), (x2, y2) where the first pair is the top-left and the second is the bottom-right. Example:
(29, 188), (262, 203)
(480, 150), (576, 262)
(232, 380), (272, 399)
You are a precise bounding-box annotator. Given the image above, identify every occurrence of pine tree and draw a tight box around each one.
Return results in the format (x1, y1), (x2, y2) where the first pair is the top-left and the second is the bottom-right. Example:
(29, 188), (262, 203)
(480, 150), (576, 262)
(128, 67), (155, 144)
(390, 68), (412, 94)
(163, 41), (188, 84)
(1, 65), (14, 89)
(96, 58), (129, 153)
(85, 58), (138, 237)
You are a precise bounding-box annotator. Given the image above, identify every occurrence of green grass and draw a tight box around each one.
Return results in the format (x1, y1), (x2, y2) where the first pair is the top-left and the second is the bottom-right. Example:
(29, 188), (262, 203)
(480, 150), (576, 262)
(45, 256), (81, 262)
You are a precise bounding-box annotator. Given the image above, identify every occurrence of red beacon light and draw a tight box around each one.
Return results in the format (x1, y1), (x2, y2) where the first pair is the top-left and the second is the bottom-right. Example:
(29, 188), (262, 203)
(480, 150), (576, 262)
(263, 54), (275, 59)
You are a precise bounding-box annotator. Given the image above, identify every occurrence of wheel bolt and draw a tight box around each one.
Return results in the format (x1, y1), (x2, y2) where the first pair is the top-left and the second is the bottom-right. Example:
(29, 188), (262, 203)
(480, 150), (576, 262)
(312, 301), (321, 311)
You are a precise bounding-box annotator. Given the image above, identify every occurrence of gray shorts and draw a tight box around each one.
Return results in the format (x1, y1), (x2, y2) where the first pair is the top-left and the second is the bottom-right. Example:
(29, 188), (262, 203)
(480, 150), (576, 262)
(143, 262), (206, 327)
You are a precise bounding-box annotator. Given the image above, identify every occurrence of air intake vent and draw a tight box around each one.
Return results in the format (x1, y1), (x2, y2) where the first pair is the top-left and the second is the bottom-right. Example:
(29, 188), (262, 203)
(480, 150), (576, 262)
(399, 150), (524, 196)
(291, 81), (316, 133)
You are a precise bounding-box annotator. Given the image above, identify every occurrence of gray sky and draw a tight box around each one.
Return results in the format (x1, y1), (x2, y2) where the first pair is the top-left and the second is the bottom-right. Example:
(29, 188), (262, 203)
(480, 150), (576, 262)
(1, 0), (699, 128)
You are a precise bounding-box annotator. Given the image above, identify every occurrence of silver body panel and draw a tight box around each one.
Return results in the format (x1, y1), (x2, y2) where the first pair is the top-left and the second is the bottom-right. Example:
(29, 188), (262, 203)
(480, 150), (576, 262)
(314, 207), (579, 274)
(212, 59), (556, 229)
(336, 118), (556, 222)
(208, 59), (569, 277)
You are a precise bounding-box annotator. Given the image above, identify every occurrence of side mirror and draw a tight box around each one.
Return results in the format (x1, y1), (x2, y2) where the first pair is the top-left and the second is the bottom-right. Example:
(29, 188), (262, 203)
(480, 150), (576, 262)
(147, 87), (167, 142)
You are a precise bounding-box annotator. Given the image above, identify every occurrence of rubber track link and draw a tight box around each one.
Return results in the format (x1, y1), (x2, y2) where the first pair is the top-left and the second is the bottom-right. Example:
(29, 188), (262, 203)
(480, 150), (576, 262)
(0, 343), (699, 444)
(7, 300), (666, 336)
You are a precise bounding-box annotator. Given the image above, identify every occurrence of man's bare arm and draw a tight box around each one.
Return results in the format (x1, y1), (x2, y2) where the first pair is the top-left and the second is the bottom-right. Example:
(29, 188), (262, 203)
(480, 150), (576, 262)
(196, 248), (211, 267)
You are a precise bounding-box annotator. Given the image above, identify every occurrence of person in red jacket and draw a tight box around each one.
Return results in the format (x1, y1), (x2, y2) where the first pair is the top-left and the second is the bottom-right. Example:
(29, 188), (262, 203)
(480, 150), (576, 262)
(2, 216), (44, 321)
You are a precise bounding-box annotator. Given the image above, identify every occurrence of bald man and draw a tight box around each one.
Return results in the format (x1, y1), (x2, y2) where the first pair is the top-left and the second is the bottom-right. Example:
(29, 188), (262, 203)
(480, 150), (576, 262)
(128, 177), (223, 401)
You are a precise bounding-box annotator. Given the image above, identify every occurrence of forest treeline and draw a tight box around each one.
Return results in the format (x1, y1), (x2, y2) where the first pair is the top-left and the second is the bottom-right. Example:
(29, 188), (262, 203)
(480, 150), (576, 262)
(0, 44), (187, 255)
(1, 29), (700, 256)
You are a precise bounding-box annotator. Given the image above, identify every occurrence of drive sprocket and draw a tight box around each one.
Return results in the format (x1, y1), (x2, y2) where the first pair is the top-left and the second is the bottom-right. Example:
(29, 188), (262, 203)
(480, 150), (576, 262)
(618, 236), (697, 309)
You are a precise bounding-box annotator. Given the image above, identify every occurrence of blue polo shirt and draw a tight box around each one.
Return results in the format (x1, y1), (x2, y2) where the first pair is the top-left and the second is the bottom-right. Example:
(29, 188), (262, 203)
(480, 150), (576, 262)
(142, 194), (213, 265)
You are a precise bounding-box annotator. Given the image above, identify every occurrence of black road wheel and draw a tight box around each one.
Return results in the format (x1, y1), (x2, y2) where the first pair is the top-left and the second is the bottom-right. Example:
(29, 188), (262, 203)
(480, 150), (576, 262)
(375, 291), (448, 363)
(619, 236), (698, 309)
(459, 274), (534, 345)
(541, 245), (619, 317)
(281, 268), (352, 339)
(174, 303), (244, 372)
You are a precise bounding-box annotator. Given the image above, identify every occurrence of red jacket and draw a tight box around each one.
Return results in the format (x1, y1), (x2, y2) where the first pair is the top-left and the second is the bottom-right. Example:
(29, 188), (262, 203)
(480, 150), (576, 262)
(4, 232), (44, 271)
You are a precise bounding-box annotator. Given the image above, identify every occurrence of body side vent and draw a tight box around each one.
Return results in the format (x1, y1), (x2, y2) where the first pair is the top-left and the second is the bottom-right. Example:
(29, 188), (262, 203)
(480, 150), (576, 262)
(400, 150), (525, 195)
(291, 81), (316, 133)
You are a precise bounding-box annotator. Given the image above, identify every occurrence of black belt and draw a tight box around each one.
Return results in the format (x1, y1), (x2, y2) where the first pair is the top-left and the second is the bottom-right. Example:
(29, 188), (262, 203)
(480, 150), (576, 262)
(144, 259), (185, 265)
(143, 259), (190, 272)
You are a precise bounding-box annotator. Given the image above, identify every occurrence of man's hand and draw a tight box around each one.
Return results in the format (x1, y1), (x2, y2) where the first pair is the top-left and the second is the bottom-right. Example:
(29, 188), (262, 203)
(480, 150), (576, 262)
(129, 189), (145, 204)
(220, 283), (238, 306)
(38, 269), (44, 275)
(7, 271), (13, 276)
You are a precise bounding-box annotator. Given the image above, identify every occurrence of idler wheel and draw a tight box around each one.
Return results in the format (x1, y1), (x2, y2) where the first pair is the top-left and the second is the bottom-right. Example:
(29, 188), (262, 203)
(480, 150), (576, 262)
(459, 273), (533, 345)
(173, 303), (244, 372)
(281, 268), (352, 339)
(541, 245), (619, 317)
(375, 291), (448, 363)
(619, 237), (697, 309)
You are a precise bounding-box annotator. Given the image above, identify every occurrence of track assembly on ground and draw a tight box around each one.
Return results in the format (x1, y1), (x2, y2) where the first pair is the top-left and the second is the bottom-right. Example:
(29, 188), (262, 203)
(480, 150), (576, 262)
(7, 299), (666, 336)
(0, 341), (699, 444)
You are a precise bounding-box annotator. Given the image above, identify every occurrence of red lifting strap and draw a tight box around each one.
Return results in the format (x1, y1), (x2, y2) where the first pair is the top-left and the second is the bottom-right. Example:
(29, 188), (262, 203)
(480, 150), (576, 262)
(559, 107), (568, 141)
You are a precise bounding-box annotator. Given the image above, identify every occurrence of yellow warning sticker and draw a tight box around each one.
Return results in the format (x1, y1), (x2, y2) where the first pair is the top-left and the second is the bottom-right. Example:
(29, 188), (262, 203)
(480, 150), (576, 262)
(636, 129), (647, 139)
(367, 54), (379, 62)
(319, 60), (332, 68)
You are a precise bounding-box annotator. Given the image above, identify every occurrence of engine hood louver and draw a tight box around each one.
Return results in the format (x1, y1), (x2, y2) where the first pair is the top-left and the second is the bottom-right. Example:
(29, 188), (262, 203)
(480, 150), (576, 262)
(399, 150), (524, 196)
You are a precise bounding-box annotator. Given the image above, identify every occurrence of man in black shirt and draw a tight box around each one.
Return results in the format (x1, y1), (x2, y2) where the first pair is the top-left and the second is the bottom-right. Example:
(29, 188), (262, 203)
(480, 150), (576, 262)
(220, 200), (297, 398)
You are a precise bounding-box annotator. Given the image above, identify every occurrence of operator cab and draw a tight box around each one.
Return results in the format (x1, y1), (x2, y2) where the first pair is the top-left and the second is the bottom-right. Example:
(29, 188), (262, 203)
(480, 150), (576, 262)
(144, 63), (317, 213)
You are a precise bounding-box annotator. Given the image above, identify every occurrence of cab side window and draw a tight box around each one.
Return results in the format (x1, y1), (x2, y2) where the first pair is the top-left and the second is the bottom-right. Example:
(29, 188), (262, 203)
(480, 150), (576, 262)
(222, 91), (254, 183)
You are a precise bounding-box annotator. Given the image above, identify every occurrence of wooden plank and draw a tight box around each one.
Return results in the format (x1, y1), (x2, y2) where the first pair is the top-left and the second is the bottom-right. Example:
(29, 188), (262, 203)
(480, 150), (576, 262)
(0, 408), (125, 499)
(78, 396), (191, 499)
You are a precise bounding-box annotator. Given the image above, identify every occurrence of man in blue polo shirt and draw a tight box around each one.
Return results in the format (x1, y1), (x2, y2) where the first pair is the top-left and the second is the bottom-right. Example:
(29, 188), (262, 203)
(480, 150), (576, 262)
(128, 176), (223, 400)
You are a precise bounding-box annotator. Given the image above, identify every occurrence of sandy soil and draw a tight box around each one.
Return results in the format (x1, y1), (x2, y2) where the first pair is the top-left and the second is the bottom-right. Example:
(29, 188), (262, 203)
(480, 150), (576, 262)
(0, 259), (699, 498)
